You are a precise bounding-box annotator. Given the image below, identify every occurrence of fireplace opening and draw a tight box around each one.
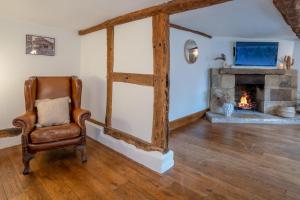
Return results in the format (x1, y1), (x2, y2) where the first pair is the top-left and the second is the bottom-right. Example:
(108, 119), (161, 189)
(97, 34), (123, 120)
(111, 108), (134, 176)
(235, 75), (265, 112)
(236, 85), (260, 110)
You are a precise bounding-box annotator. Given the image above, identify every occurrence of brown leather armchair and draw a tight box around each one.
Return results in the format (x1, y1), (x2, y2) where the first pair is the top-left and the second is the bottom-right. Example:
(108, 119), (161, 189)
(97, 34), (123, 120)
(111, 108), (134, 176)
(13, 76), (91, 175)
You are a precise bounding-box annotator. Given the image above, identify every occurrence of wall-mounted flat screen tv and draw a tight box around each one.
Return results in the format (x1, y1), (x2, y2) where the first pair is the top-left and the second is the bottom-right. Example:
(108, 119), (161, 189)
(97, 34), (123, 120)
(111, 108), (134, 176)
(234, 42), (279, 67)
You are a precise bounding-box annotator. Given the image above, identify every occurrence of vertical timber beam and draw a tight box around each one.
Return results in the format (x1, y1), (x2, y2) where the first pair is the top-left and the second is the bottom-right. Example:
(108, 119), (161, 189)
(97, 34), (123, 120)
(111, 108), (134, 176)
(105, 26), (114, 130)
(152, 13), (170, 152)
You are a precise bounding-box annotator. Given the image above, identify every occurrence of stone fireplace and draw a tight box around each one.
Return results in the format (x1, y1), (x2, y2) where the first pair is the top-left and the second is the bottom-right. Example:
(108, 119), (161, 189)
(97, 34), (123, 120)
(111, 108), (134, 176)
(210, 68), (298, 115)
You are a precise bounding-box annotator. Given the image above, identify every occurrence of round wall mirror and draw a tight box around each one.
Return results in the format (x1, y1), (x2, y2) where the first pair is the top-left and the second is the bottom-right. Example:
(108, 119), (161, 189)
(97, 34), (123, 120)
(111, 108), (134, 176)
(184, 39), (199, 64)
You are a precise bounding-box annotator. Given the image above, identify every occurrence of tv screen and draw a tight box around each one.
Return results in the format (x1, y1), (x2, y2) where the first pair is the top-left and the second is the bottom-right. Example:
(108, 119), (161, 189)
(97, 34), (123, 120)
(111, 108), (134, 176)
(235, 42), (279, 66)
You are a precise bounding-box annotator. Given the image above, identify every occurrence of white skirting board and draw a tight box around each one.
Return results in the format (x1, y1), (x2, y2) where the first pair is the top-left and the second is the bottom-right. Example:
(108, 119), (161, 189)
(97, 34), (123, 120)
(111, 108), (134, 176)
(86, 121), (174, 174)
(0, 135), (21, 149)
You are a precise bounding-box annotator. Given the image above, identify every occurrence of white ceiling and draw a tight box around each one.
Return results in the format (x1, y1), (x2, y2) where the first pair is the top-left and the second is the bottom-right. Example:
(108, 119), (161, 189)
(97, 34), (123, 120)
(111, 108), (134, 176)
(171, 0), (297, 40)
(0, 0), (167, 30)
(0, 0), (297, 40)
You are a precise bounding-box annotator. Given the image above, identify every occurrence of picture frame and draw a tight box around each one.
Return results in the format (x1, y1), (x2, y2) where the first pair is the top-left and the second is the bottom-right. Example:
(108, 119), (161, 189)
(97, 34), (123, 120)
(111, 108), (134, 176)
(26, 34), (55, 56)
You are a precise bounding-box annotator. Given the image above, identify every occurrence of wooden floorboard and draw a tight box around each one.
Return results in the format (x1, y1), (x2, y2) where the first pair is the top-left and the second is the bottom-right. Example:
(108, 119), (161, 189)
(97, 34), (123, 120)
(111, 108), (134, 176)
(0, 120), (300, 199)
(169, 120), (300, 200)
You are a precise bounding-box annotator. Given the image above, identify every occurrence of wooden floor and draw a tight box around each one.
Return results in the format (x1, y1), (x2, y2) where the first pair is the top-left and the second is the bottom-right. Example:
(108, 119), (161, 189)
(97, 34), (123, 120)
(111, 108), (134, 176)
(1, 120), (300, 200)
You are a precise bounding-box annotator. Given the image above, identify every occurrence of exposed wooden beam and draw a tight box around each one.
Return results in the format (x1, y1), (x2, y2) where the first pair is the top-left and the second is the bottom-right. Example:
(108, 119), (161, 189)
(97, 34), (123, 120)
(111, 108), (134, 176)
(163, 0), (231, 15)
(112, 73), (154, 86)
(87, 118), (106, 127)
(152, 13), (170, 152)
(79, 0), (232, 35)
(105, 127), (164, 152)
(105, 27), (114, 128)
(87, 118), (164, 152)
(273, 0), (300, 39)
(170, 23), (212, 39)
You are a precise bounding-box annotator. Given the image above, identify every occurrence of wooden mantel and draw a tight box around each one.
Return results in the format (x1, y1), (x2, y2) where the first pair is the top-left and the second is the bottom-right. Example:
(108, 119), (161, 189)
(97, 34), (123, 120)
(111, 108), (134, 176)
(79, 0), (232, 35)
(219, 68), (297, 75)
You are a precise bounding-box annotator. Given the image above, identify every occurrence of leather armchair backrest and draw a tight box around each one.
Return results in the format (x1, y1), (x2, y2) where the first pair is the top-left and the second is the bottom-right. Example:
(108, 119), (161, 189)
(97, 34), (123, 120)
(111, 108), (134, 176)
(36, 77), (71, 100)
(24, 76), (82, 113)
(24, 77), (37, 112)
(71, 77), (82, 109)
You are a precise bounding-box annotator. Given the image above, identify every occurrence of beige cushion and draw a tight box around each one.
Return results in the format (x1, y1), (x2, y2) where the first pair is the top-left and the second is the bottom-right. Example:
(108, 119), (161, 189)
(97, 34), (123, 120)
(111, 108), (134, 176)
(35, 97), (71, 127)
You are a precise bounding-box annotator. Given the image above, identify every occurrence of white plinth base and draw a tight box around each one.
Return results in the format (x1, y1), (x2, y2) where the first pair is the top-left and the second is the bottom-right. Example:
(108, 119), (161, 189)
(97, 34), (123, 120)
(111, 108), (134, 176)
(86, 121), (174, 174)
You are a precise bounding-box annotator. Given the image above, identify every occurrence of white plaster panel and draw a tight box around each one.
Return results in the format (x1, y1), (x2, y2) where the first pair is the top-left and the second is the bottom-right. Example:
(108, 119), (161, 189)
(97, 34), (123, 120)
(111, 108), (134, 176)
(114, 18), (153, 74)
(112, 82), (154, 143)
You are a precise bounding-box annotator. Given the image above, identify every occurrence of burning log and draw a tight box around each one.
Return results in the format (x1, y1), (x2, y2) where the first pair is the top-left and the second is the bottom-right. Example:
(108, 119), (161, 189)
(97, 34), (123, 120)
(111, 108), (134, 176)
(238, 91), (256, 110)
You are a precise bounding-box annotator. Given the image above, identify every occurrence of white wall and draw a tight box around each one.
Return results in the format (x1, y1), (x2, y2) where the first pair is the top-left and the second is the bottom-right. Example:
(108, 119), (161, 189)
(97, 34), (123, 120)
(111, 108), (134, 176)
(169, 28), (213, 121)
(113, 18), (154, 142)
(0, 18), (80, 129)
(211, 37), (295, 68)
(80, 30), (107, 122)
(294, 41), (300, 93)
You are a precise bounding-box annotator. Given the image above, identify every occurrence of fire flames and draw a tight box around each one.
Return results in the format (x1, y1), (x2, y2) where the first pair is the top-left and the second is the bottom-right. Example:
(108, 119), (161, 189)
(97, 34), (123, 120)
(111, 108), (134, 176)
(238, 91), (255, 110)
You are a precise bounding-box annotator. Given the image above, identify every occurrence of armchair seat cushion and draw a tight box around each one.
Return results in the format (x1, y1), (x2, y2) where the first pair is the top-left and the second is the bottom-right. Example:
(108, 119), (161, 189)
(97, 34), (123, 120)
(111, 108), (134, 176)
(30, 123), (81, 144)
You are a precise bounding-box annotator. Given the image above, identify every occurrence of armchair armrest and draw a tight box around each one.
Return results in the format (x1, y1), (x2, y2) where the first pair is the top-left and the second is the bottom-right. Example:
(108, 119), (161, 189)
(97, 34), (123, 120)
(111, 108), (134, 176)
(73, 109), (91, 129)
(12, 112), (36, 135)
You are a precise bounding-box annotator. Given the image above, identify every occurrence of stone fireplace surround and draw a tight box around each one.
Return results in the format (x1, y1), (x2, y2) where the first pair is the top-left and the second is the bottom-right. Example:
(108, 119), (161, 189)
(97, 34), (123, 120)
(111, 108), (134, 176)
(210, 68), (298, 115)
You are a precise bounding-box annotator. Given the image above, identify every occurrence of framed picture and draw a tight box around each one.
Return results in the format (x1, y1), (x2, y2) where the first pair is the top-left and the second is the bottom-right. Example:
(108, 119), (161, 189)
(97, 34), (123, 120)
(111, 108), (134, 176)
(26, 35), (55, 56)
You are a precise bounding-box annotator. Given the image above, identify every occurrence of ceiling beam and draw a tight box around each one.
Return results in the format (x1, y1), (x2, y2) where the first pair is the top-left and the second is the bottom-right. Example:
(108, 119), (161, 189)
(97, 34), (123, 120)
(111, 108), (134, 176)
(273, 0), (300, 39)
(78, 0), (232, 35)
(170, 23), (212, 38)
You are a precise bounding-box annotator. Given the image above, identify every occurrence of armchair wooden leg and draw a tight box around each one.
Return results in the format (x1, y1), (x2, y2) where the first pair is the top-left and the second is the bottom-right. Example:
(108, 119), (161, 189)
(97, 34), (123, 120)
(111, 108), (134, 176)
(77, 145), (87, 163)
(22, 150), (34, 175)
(22, 135), (34, 175)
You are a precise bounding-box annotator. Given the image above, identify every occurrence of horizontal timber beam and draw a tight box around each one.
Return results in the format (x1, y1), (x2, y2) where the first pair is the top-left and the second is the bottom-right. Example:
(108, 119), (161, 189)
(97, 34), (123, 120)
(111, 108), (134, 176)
(87, 118), (165, 152)
(112, 73), (154, 86)
(170, 23), (212, 39)
(105, 127), (165, 152)
(79, 0), (232, 35)
(87, 118), (106, 127)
